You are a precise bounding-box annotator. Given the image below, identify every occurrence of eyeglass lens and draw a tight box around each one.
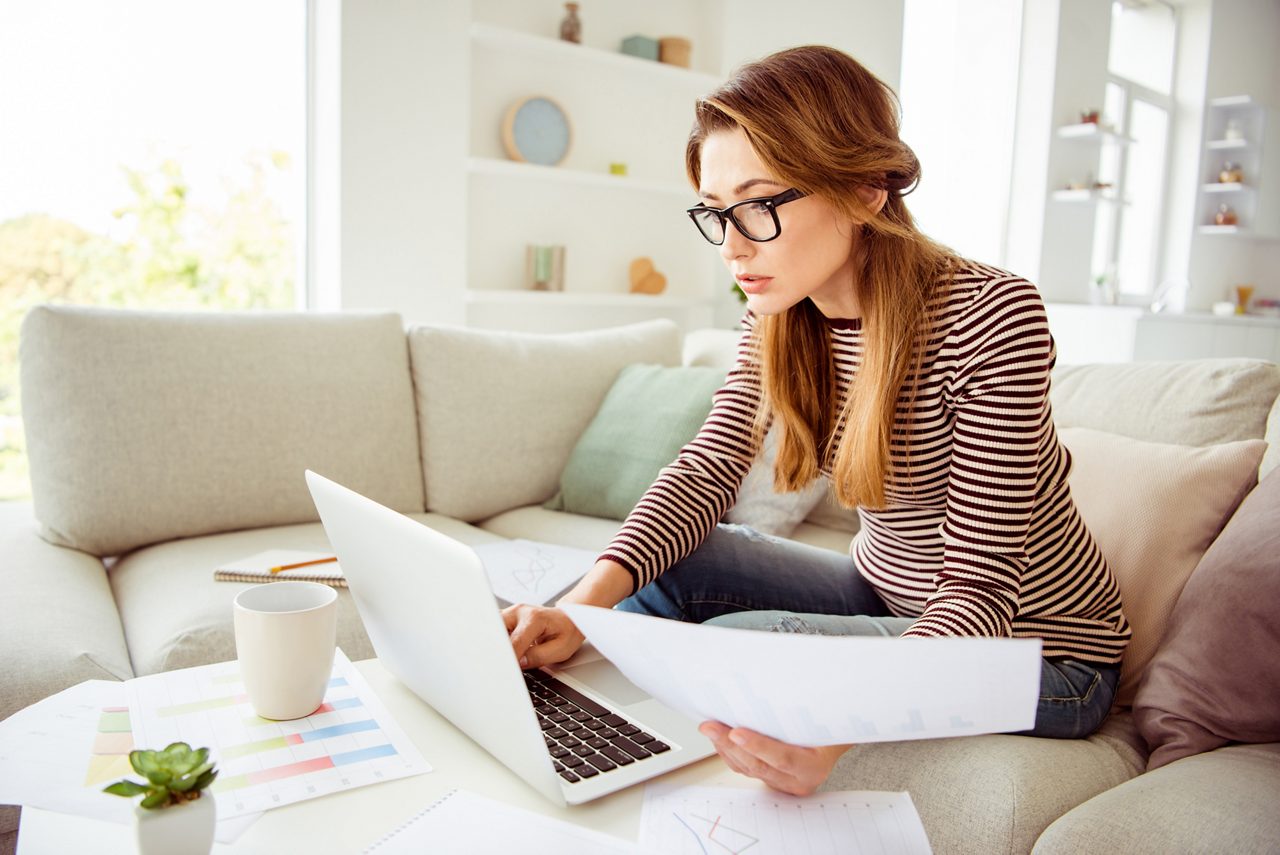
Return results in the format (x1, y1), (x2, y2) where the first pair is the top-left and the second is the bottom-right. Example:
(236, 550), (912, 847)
(692, 200), (778, 244)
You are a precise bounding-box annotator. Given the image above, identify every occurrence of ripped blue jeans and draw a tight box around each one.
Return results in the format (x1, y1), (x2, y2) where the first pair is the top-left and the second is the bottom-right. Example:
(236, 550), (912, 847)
(616, 523), (1119, 740)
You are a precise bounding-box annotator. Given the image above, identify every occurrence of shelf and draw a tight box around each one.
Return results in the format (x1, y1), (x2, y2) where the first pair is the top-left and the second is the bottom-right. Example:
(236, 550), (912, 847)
(1201, 182), (1253, 193)
(467, 157), (692, 197)
(1056, 123), (1134, 144)
(470, 23), (721, 89)
(466, 289), (713, 309)
(1207, 138), (1254, 150)
(1198, 224), (1248, 235)
(1052, 188), (1125, 204)
(1208, 95), (1256, 109)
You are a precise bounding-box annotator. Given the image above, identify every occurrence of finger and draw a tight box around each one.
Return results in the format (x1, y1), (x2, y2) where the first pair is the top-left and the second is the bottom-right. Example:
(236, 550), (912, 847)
(520, 634), (575, 669)
(501, 605), (521, 632)
(727, 728), (802, 776)
(508, 612), (547, 662)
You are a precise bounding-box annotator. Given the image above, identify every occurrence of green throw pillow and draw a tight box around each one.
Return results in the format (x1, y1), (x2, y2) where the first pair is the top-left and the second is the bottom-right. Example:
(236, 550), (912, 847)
(545, 363), (726, 520)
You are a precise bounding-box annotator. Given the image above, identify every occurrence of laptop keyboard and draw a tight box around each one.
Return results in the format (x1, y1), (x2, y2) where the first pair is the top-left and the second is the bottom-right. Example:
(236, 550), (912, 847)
(523, 670), (671, 784)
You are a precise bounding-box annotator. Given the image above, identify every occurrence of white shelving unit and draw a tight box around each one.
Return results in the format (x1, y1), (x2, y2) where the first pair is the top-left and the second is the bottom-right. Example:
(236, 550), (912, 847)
(463, 5), (728, 332)
(1195, 96), (1280, 239)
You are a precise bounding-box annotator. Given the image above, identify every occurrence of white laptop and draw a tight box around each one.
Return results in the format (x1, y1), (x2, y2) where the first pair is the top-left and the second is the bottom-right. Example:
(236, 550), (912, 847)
(304, 470), (714, 806)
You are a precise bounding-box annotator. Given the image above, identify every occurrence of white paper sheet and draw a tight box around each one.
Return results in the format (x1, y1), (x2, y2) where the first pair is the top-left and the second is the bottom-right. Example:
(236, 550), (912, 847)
(0, 680), (259, 842)
(640, 783), (933, 855)
(126, 649), (431, 820)
(363, 788), (659, 854)
(561, 604), (1041, 745)
(472, 539), (596, 605)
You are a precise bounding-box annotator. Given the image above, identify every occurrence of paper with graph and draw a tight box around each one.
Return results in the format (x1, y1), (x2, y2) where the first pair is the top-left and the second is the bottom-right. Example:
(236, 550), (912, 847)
(639, 784), (932, 855)
(562, 605), (1041, 745)
(0, 679), (259, 841)
(473, 539), (597, 605)
(126, 648), (430, 819)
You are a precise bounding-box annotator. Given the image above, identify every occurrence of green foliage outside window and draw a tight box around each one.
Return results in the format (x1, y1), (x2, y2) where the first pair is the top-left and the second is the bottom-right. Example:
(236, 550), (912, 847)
(0, 154), (296, 501)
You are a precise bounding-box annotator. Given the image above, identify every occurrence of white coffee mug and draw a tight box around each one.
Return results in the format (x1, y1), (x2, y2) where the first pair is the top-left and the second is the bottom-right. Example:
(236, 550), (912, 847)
(233, 582), (338, 720)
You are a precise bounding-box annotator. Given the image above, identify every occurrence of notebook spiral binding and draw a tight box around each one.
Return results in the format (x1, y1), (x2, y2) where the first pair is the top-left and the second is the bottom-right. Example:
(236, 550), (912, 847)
(362, 789), (459, 852)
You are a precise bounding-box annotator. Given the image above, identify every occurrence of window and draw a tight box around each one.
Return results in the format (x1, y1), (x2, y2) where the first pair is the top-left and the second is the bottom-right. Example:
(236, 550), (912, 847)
(0, 0), (306, 500)
(1093, 1), (1177, 299)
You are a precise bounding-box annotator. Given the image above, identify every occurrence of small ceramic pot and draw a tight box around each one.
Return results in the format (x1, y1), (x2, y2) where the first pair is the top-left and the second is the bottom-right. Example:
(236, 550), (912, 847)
(135, 795), (216, 855)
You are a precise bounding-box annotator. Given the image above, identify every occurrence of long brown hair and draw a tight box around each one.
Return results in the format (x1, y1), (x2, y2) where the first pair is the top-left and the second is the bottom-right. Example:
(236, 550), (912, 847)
(686, 46), (954, 510)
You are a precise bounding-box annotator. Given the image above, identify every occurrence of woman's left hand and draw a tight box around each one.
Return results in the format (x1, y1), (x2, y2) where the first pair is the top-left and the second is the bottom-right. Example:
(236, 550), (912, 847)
(699, 721), (852, 796)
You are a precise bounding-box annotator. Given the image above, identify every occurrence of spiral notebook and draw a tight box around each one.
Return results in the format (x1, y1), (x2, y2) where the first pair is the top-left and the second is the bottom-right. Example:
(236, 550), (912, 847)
(363, 789), (656, 854)
(212, 549), (346, 587)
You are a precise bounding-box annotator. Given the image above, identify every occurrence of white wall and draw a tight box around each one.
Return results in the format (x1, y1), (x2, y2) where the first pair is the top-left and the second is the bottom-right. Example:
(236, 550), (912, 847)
(718, 0), (903, 89)
(311, 0), (470, 325)
(899, 0), (1022, 264)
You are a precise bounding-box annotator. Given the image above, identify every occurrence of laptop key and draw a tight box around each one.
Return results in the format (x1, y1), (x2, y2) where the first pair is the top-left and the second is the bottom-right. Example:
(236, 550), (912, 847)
(610, 736), (652, 760)
(572, 745), (594, 757)
(553, 761), (565, 772)
(535, 704), (555, 715)
(562, 721), (583, 732)
(584, 720), (606, 731)
(570, 711), (591, 723)
(599, 728), (618, 739)
(539, 720), (555, 731)
(631, 732), (655, 745)
(536, 676), (611, 717)
(584, 753), (617, 772)
(601, 714), (627, 727)
(548, 712), (569, 723)
(600, 745), (634, 766)
(586, 736), (607, 749)
(559, 770), (580, 783)
(547, 727), (567, 739)
(560, 736), (582, 748)
(563, 756), (585, 768)
(576, 764), (599, 779)
(550, 746), (569, 758)
(648, 741), (671, 754)
(619, 724), (640, 736)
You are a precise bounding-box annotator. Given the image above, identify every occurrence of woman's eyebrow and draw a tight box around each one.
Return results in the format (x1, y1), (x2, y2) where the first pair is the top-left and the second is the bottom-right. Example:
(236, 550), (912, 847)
(699, 178), (783, 202)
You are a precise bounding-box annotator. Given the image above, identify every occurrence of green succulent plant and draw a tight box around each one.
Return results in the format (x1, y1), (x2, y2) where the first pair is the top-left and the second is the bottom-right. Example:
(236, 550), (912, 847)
(103, 742), (218, 809)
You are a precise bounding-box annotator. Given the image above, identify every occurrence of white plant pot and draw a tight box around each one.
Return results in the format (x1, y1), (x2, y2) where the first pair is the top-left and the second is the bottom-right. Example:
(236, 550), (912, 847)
(134, 794), (216, 855)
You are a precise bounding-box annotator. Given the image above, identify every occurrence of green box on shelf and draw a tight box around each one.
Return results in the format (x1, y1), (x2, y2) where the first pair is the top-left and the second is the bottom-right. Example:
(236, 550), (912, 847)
(621, 35), (659, 61)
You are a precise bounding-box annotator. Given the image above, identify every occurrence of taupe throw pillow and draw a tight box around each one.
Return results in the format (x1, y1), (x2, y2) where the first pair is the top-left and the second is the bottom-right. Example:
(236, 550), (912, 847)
(1133, 467), (1280, 770)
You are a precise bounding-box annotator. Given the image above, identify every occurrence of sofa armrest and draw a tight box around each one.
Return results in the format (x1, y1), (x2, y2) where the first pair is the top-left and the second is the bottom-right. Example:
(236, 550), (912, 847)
(0, 502), (133, 722)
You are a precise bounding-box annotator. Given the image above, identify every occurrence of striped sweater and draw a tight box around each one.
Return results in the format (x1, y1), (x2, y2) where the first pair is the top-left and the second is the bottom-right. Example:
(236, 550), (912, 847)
(601, 261), (1131, 664)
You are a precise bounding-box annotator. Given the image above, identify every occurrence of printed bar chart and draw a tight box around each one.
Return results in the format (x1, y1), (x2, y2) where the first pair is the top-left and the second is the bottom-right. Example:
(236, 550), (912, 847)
(127, 650), (430, 819)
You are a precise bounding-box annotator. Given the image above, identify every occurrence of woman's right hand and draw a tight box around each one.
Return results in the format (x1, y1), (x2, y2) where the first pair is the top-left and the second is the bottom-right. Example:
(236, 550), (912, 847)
(502, 604), (586, 669)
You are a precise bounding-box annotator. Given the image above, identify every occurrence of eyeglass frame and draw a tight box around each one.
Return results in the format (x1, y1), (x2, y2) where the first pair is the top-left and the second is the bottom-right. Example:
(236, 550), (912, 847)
(686, 188), (808, 245)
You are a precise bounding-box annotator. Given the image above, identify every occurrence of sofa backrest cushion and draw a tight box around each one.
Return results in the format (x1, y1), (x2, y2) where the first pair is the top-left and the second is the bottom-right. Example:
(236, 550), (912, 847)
(409, 320), (682, 522)
(1050, 359), (1280, 452)
(1132, 466), (1280, 769)
(1058, 427), (1266, 706)
(20, 306), (425, 557)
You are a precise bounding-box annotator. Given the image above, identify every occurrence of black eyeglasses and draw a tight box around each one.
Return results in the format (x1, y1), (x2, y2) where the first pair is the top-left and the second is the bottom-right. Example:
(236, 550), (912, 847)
(686, 188), (807, 245)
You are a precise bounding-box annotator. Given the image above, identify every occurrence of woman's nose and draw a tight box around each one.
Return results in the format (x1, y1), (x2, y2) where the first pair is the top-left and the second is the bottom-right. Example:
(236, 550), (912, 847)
(719, 220), (753, 262)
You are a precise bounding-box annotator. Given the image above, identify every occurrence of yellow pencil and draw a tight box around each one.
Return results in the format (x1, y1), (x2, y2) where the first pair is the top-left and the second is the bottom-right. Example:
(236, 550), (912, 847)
(269, 556), (339, 574)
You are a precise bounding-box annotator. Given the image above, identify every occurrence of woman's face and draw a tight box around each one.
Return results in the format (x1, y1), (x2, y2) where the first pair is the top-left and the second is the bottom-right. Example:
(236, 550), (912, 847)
(696, 128), (861, 318)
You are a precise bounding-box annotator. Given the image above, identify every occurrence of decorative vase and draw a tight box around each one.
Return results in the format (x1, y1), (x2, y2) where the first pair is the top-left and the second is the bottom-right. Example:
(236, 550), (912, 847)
(559, 2), (581, 43)
(135, 796), (216, 855)
(1214, 204), (1238, 226)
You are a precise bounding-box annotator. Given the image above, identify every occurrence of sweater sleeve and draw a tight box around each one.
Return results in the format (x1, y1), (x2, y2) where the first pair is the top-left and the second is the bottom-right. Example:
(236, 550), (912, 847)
(600, 317), (765, 593)
(901, 278), (1054, 640)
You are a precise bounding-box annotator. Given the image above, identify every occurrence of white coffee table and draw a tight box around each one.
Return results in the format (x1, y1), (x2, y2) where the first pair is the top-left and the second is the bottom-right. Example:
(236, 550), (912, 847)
(17, 658), (740, 853)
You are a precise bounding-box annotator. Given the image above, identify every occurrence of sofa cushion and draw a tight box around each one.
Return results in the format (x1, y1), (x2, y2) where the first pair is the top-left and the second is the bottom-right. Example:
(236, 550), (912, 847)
(409, 320), (682, 522)
(1032, 743), (1280, 854)
(825, 712), (1145, 855)
(19, 306), (425, 557)
(109, 514), (502, 676)
(1264, 389), (1280, 479)
(546, 363), (725, 520)
(1049, 358), (1280, 450)
(0, 502), (133, 722)
(1133, 466), (1280, 769)
(1058, 428), (1265, 706)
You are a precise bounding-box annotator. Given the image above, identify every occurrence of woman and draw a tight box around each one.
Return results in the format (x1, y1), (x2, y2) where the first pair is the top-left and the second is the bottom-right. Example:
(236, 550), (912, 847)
(504, 45), (1130, 796)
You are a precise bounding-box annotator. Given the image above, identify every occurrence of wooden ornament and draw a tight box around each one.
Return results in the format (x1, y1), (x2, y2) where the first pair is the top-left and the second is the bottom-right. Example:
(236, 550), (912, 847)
(629, 257), (667, 295)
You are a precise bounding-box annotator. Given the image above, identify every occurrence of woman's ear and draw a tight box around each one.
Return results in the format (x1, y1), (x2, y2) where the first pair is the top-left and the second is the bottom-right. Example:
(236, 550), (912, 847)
(855, 185), (888, 217)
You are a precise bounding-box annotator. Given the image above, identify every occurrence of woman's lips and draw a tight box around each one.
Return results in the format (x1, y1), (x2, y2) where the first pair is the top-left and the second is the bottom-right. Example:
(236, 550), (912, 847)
(737, 276), (772, 295)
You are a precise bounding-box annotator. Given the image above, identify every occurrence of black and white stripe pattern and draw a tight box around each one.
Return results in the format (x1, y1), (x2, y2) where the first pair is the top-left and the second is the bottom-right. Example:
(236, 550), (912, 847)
(601, 261), (1131, 664)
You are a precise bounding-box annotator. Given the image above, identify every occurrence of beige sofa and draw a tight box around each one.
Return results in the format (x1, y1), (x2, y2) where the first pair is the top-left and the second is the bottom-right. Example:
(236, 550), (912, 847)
(4, 305), (1279, 854)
